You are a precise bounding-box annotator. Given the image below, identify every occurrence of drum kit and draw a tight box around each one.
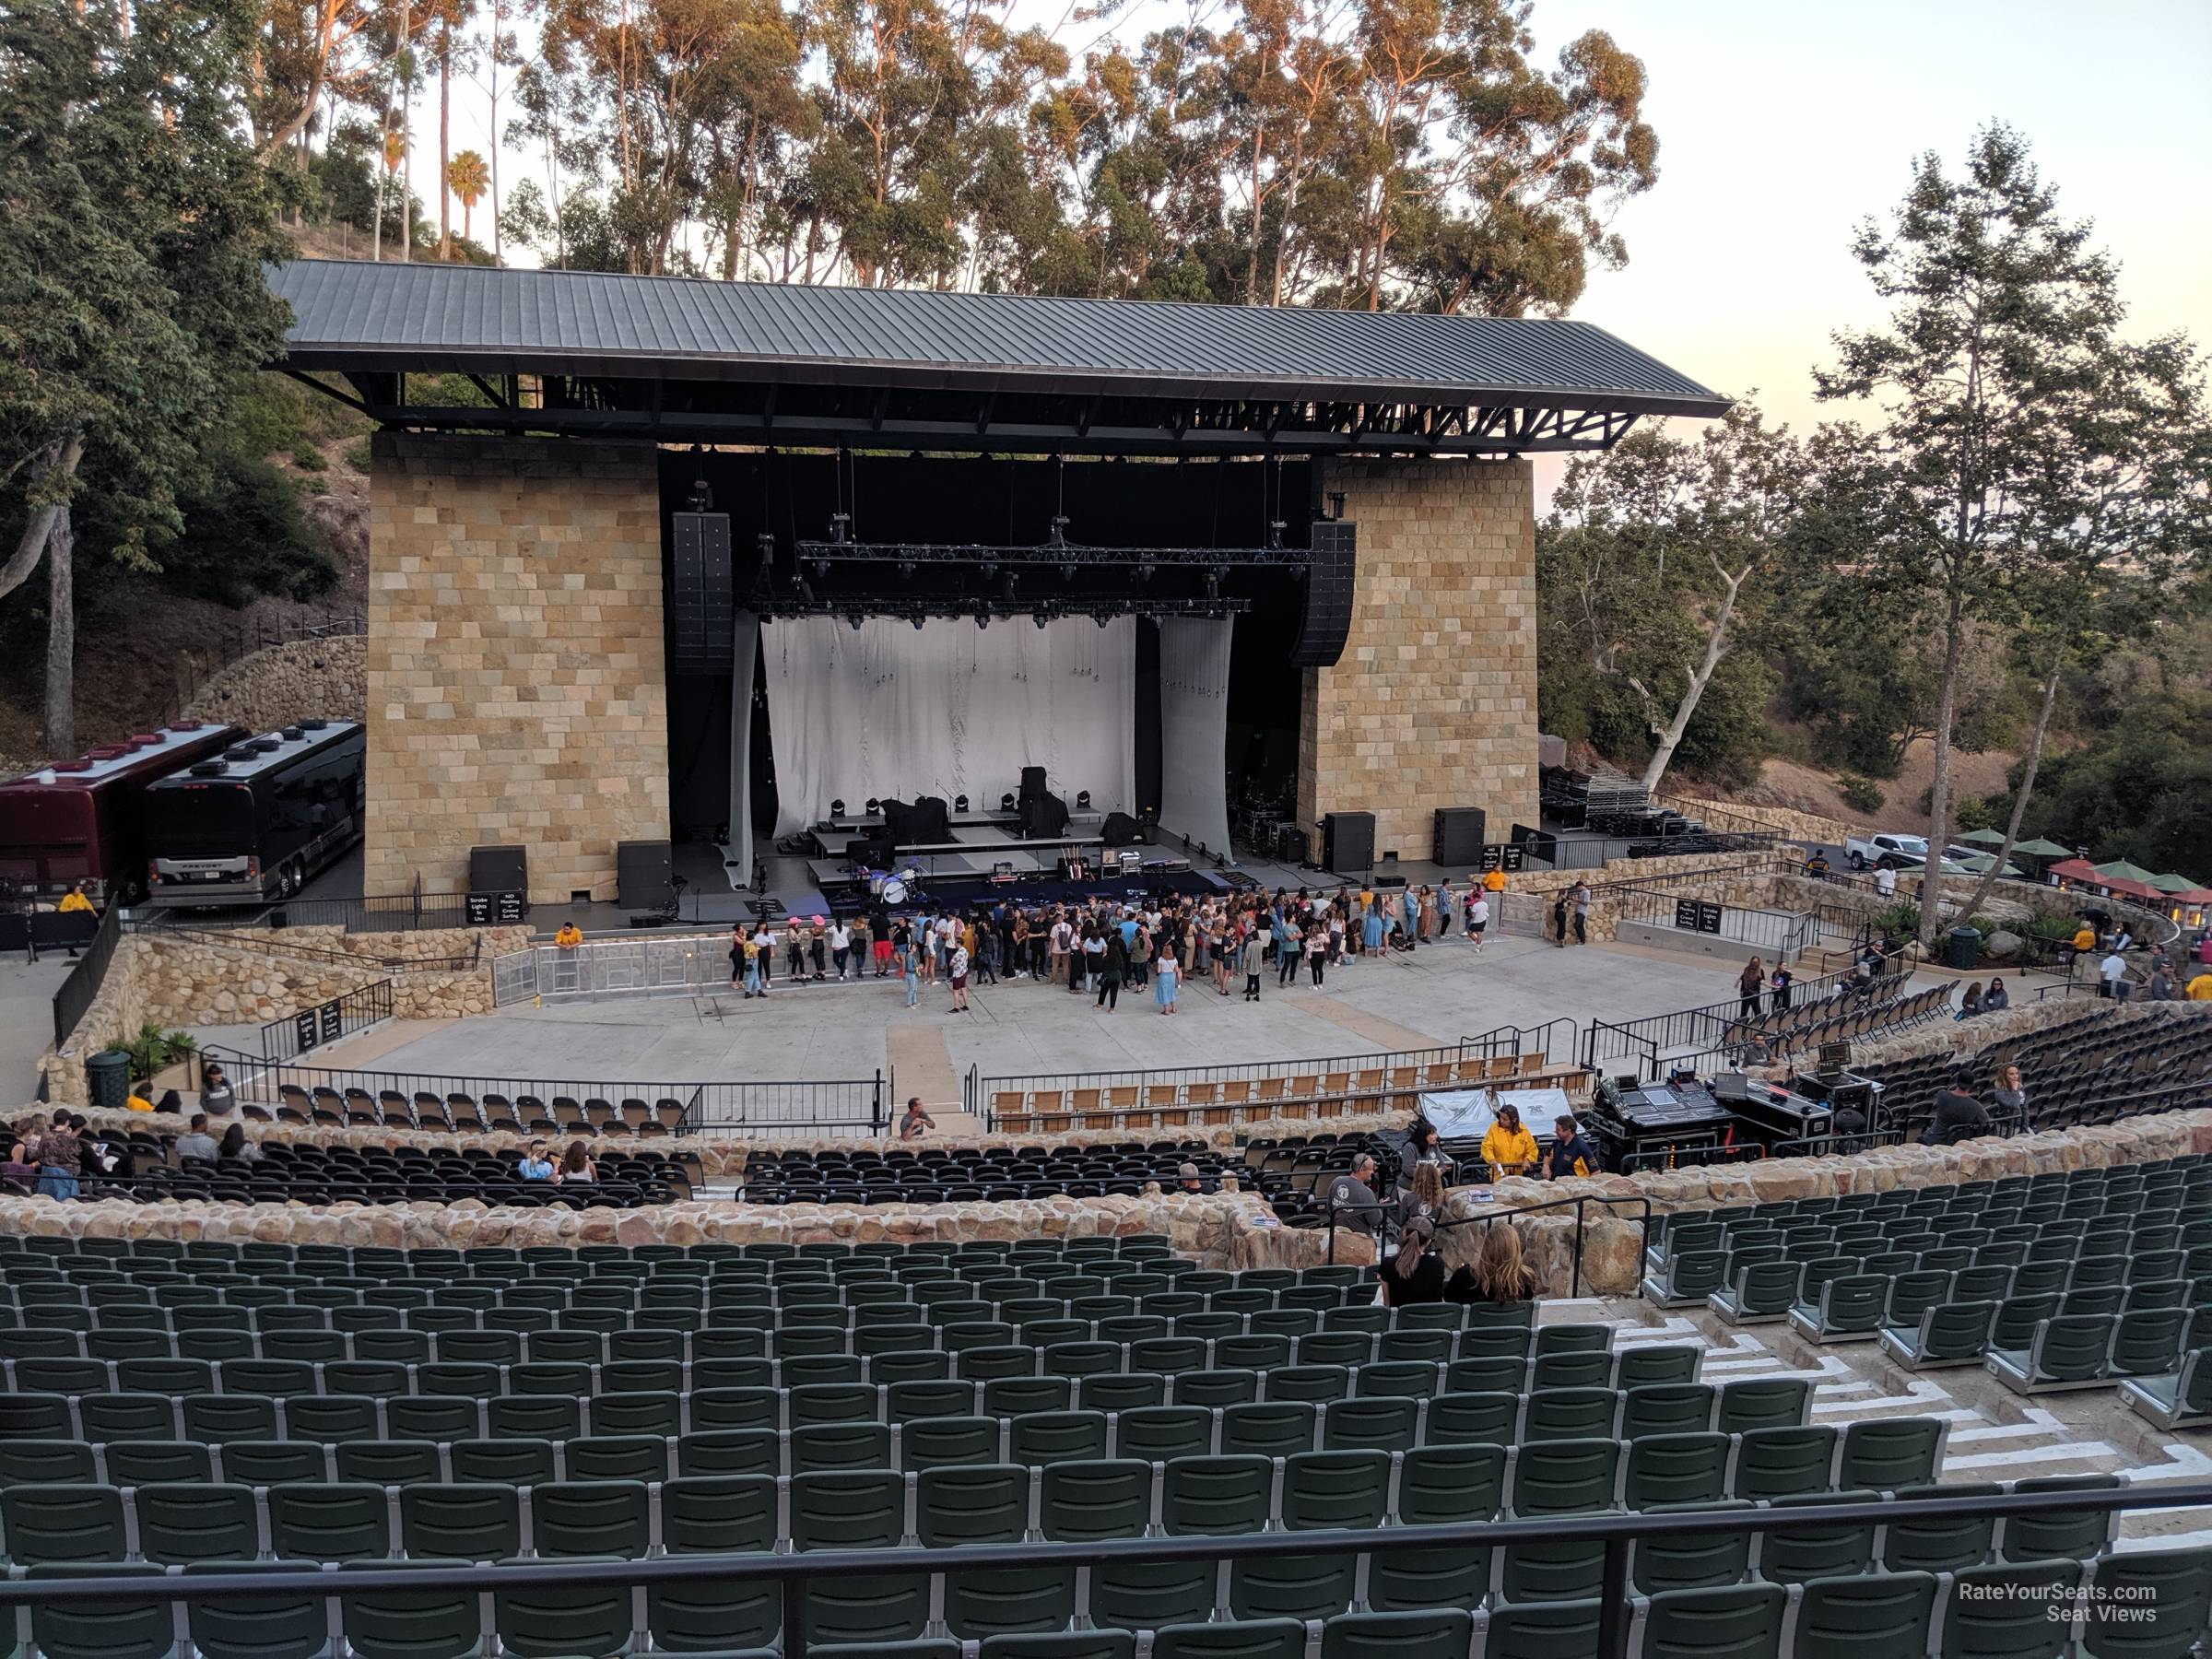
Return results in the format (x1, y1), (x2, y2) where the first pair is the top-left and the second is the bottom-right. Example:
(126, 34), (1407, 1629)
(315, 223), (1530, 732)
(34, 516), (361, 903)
(862, 863), (927, 905)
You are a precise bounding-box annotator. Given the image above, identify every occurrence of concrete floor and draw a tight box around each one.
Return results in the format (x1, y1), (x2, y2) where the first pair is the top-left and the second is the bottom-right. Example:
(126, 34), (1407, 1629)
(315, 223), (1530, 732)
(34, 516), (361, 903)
(323, 931), (1813, 1112)
(4, 949), (84, 1102)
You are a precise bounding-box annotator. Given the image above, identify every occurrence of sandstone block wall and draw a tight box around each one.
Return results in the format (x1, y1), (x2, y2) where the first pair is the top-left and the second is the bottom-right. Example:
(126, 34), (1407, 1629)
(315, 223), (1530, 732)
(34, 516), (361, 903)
(1298, 459), (1539, 861)
(368, 436), (669, 904)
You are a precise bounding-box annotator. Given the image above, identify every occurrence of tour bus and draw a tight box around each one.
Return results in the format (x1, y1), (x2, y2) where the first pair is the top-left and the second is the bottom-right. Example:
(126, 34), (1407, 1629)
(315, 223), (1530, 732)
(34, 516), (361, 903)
(0, 722), (246, 904)
(143, 719), (367, 905)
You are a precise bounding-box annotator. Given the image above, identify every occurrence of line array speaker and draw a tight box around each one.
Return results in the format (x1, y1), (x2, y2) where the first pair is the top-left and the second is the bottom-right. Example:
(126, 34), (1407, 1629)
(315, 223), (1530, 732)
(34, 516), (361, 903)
(1322, 811), (1374, 876)
(670, 512), (735, 675)
(1290, 521), (1357, 668)
(1433, 806), (1488, 866)
(616, 839), (675, 911)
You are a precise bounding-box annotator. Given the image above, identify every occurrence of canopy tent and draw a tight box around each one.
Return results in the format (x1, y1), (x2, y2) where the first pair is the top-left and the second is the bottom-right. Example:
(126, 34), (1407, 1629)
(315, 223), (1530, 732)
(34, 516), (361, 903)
(2010, 839), (2073, 860)
(1956, 828), (2008, 846)
(1956, 853), (2026, 878)
(2095, 858), (2163, 885)
(2148, 873), (2201, 895)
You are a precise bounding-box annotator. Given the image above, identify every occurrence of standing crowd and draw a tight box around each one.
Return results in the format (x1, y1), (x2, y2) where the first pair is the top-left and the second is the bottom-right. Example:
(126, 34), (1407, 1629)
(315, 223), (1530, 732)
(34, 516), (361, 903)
(723, 874), (1535, 1015)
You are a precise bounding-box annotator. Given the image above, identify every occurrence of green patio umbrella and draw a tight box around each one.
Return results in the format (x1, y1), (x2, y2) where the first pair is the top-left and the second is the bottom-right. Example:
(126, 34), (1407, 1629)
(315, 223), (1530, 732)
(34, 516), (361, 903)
(1957, 853), (2025, 877)
(1956, 828), (2007, 845)
(2148, 873), (2199, 894)
(2011, 839), (2072, 859)
(2094, 858), (2162, 885)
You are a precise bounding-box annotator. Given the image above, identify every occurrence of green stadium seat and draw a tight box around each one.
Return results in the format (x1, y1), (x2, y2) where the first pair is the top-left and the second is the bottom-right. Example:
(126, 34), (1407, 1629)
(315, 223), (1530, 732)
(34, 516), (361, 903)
(1615, 1345), (1701, 1389)
(1641, 1581), (1786, 1659)
(1756, 1489), (1879, 1583)
(335, 1441), (441, 1488)
(1218, 1402), (1314, 1458)
(219, 1441), (330, 1488)
(924, 1465), (1074, 1639)
(1485, 1596), (1606, 1659)
(1625, 1432), (1731, 1509)
(1521, 1387), (1618, 1442)
(1426, 1391), (1517, 1445)
(790, 1469), (927, 1647)
(1939, 1559), (2082, 1659)
(0, 1440), (97, 1488)
(1630, 1499), (1756, 1593)
(1793, 1566), (1939, 1659)
(1117, 1406), (1214, 1463)
(268, 1481), (393, 1561)
(1080, 1373), (1167, 1414)
(1838, 1416), (1947, 1489)
(26, 1564), (173, 1659)
(1175, 1370), (1261, 1408)
(1714, 1378), (1808, 1433)
(1499, 1536), (1606, 1603)
(1510, 1438), (1620, 1518)
(398, 1483), (522, 1562)
(1150, 1617), (1307, 1658)
(530, 1480), (650, 1559)
(902, 1415), (1001, 1470)
(2001, 1475), (2120, 1561)
(1732, 1425), (1840, 1500)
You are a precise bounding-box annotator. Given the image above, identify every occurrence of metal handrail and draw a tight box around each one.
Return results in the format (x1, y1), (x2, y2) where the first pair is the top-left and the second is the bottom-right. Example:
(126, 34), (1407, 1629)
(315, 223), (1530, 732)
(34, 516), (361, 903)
(7, 1481), (2196, 1659)
(1428, 1188), (1655, 1298)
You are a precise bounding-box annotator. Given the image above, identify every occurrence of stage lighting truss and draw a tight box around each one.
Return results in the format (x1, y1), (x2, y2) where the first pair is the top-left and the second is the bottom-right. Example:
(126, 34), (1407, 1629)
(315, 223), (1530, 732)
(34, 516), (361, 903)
(762, 593), (1252, 625)
(794, 540), (1312, 571)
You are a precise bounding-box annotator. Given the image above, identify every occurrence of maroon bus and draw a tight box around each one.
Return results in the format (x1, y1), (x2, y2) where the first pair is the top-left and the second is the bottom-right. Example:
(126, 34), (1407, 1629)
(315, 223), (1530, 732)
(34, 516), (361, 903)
(0, 722), (246, 903)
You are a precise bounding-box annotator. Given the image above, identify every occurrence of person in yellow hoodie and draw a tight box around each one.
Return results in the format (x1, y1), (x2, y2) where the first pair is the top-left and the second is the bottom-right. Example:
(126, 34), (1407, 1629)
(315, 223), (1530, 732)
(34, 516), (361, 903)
(1479, 1101), (1540, 1180)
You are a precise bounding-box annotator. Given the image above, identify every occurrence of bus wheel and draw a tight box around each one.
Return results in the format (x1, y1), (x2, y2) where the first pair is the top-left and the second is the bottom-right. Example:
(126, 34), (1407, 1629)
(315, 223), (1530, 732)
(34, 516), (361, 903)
(278, 864), (300, 899)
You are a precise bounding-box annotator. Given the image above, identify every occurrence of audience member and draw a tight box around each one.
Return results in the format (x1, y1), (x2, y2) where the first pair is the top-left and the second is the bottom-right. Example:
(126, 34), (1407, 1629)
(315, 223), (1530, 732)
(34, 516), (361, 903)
(154, 1089), (183, 1115)
(1957, 982), (1983, 1020)
(1983, 976), (2010, 1011)
(1378, 1216), (1446, 1306)
(2099, 949), (2127, 999)
(518, 1141), (557, 1181)
(1, 1129), (35, 1193)
(562, 1141), (598, 1183)
(1924, 1077), (1990, 1146)
(1326, 1154), (1384, 1236)
(1991, 1064), (2028, 1132)
(899, 1097), (936, 1140)
(553, 923), (583, 950)
(1400, 1161), (1448, 1229)
(175, 1114), (220, 1162)
(1175, 1161), (1212, 1195)
(217, 1122), (264, 1164)
(1449, 1222), (1539, 1305)
(27, 1111), (82, 1200)
(199, 1063), (236, 1117)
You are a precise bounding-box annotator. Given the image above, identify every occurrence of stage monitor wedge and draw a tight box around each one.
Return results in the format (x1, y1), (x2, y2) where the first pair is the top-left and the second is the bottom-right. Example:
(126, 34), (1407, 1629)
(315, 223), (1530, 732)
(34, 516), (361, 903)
(670, 511), (735, 676)
(1323, 811), (1374, 876)
(1290, 521), (1357, 667)
(468, 845), (528, 894)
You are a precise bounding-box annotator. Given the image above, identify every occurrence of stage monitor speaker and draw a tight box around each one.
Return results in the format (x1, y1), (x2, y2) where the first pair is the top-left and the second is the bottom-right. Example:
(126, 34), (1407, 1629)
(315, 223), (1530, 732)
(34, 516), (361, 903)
(1278, 826), (1310, 865)
(1322, 811), (1374, 876)
(1100, 811), (1143, 848)
(1018, 766), (1047, 805)
(616, 840), (675, 910)
(670, 512), (735, 676)
(469, 845), (528, 894)
(1433, 806), (1488, 866)
(1290, 521), (1357, 667)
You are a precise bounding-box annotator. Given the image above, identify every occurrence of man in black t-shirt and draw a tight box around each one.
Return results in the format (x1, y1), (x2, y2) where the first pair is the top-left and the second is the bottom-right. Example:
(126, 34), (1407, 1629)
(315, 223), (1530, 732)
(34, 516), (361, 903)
(1924, 1081), (1989, 1146)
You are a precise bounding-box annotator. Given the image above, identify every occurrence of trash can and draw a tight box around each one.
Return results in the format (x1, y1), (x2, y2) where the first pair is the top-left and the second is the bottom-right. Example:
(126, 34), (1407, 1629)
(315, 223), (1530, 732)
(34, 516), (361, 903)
(86, 1049), (133, 1110)
(1947, 925), (1982, 971)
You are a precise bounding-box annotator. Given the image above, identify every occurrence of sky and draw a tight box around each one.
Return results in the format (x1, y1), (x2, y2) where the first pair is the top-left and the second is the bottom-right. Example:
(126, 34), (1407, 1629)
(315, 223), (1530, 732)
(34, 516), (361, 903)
(426, 0), (2212, 487)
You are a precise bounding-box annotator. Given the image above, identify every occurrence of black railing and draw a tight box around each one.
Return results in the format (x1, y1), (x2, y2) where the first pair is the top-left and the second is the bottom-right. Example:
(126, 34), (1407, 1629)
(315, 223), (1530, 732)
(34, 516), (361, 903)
(200, 1049), (887, 1139)
(132, 889), (487, 934)
(1427, 1189), (1655, 1298)
(1582, 959), (1909, 1076)
(1458, 1017), (1581, 1066)
(256, 978), (396, 1064)
(49, 903), (124, 1048)
(7, 1477), (2184, 1659)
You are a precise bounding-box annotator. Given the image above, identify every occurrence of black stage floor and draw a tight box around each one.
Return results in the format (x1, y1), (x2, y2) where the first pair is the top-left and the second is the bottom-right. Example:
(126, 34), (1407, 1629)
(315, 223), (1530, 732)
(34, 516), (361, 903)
(815, 866), (1249, 917)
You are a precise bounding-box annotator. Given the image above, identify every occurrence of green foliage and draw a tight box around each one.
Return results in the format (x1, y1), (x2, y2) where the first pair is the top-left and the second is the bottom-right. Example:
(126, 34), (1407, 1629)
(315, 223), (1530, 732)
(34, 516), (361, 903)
(342, 439), (376, 475)
(1871, 901), (1922, 947)
(153, 454), (338, 608)
(1837, 775), (1885, 816)
(2010, 689), (2212, 876)
(119, 1023), (196, 1085)
(290, 445), (328, 473)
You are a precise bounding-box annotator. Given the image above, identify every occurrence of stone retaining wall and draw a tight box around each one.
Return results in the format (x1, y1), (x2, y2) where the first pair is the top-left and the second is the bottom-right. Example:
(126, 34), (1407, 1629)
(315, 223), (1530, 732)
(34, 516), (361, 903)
(183, 638), (368, 733)
(42, 924), (529, 1106)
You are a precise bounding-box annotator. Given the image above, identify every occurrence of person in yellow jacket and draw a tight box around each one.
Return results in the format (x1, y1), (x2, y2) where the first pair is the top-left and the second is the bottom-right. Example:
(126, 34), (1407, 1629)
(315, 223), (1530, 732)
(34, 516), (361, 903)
(1479, 1101), (1540, 1180)
(553, 923), (584, 949)
(2189, 971), (2212, 1003)
(58, 882), (95, 917)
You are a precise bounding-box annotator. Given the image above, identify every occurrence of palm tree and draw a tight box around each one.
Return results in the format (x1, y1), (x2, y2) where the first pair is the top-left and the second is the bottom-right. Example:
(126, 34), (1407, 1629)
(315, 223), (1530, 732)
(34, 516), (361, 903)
(447, 149), (489, 248)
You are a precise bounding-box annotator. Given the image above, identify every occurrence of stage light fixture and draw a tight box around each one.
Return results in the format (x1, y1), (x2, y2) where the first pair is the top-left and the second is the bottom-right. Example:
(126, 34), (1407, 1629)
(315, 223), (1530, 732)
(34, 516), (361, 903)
(845, 612), (864, 630)
(1094, 612), (1110, 629)
(954, 795), (970, 813)
(1076, 791), (1093, 810)
(999, 793), (1016, 812)
(830, 799), (846, 818)
(865, 799), (881, 815)
(1033, 612), (1049, 629)
(912, 614), (926, 630)
(898, 560), (916, 579)
(975, 612), (989, 629)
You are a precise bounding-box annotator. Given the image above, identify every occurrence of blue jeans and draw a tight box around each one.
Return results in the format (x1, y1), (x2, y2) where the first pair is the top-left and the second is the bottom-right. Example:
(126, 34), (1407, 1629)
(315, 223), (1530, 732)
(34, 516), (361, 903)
(905, 969), (920, 1007)
(38, 1167), (78, 1201)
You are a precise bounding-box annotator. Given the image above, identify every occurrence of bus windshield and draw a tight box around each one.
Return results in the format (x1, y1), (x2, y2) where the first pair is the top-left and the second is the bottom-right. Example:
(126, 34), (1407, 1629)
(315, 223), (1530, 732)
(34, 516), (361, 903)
(149, 784), (256, 857)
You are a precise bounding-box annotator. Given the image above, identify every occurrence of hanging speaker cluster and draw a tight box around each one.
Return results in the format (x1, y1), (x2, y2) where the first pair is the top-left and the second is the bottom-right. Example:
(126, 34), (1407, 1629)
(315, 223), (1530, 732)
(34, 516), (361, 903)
(1289, 521), (1356, 667)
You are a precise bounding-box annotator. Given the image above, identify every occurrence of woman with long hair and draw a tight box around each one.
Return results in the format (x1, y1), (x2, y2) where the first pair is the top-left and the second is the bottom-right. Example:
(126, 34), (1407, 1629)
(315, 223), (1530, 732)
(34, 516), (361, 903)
(1379, 1216), (1446, 1306)
(1451, 1222), (1538, 1305)
(562, 1141), (597, 1182)
(1403, 1160), (1447, 1228)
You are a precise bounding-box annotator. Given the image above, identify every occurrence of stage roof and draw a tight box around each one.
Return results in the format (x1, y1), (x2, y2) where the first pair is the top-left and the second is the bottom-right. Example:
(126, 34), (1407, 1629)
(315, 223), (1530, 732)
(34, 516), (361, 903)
(266, 260), (1730, 457)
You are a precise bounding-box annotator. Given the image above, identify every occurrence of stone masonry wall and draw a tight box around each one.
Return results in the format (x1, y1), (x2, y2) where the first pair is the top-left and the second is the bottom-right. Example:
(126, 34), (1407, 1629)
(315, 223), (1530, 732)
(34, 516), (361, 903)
(368, 436), (669, 904)
(183, 637), (369, 734)
(40, 924), (527, 1106)
(1299, 459), (1539, 861)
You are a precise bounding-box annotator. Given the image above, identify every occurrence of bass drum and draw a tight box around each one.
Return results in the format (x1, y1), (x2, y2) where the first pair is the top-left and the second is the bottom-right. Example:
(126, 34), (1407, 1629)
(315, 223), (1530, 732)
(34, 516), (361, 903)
(881, 877), (907, 904)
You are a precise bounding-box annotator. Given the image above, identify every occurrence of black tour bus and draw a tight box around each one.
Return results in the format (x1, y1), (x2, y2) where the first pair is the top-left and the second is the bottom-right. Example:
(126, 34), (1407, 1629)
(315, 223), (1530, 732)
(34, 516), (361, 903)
(143, 719), (367, 905)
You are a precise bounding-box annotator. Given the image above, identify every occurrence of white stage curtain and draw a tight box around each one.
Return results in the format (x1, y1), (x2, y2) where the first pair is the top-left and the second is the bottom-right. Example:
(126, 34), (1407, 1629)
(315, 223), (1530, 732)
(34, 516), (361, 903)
(725, 613), (760, 877)
(765, 614), (1135, 838)
(1157, 617), (1234, 858)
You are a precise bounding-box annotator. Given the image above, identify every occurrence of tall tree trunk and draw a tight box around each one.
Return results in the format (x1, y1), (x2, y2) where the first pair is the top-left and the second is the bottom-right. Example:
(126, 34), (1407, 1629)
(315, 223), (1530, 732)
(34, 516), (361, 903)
(1959, 653), (2063, 917)
(0, 434), (84, 602)
(1639, 560), (1750, 794)
(44, 503), (76, 758)
(399, 0), (413, 262)
(1915, 584), (1967, 951)
(437, 23), (452, 258)
(488, 0), (502, 262)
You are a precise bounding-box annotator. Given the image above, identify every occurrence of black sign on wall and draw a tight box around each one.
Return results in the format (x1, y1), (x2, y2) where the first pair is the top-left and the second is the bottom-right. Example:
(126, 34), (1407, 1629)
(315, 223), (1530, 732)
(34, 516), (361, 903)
(465, 891), (527, 926)
(1672, 899), (1726, 935)
(321, 1000), (345, 1043)
(1674, 898), (1700, 931)
(295, 1009), (320, 1053)
(1696, 901), (1724, 935)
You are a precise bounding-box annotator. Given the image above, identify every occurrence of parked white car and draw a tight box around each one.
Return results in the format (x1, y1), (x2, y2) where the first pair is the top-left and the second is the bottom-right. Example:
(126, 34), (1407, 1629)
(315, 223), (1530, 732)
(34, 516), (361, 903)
(1845, 832), (1928, 871)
